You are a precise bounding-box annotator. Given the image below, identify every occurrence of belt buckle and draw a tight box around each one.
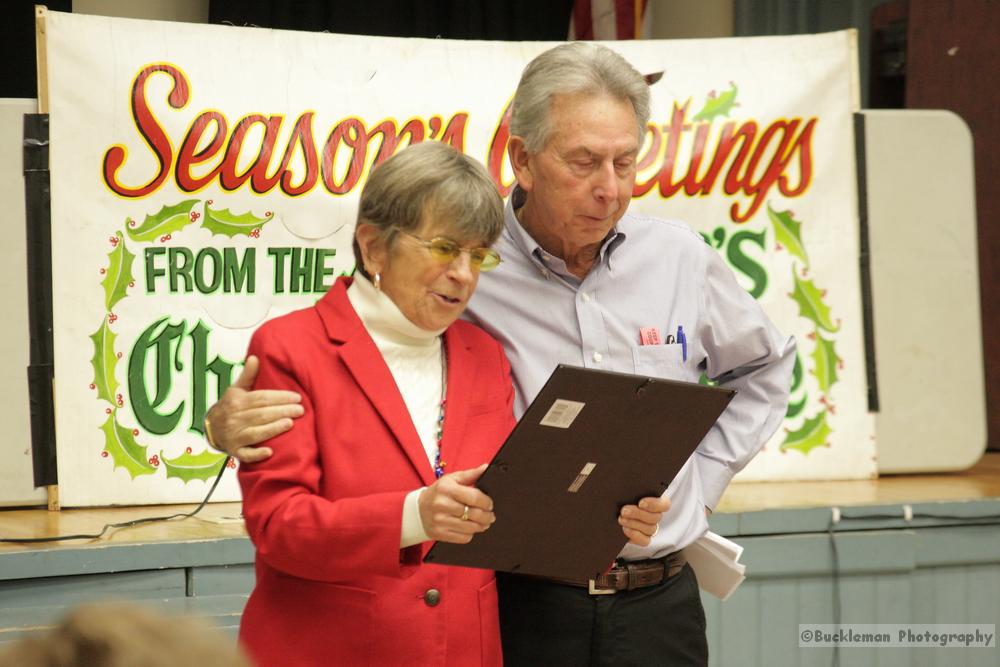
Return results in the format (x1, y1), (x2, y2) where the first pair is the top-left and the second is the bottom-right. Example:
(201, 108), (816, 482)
(588, 579), (616, 595)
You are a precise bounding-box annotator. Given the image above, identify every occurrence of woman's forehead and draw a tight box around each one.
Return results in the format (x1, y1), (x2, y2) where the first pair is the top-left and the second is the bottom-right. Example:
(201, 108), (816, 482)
(414, 210), (485, 245)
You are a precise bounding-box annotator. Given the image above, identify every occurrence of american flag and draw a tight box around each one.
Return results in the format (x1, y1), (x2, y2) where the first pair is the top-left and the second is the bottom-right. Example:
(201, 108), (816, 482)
(569, 0), (649, 40)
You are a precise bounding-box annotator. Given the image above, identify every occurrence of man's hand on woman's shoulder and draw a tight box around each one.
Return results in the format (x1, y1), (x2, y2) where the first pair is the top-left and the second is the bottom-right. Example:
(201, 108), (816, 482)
(204, 355), (305, 463)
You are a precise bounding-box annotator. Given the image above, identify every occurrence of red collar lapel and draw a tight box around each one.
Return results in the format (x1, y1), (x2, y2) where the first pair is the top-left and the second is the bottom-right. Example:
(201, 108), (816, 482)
(315, 277), (475, 487)
(317, 278), (435, 486)
(438, 325), (475, 479)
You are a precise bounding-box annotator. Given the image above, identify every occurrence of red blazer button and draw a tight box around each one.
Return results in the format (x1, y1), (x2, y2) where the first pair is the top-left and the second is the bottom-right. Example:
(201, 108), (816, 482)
(423, 589), (441, 607)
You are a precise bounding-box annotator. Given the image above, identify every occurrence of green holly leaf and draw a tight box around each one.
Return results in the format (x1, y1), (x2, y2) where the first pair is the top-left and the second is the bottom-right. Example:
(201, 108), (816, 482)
(202, 204), (272, 238)
(784, 353), (807, 418)
(785, 394), (808, 419)
(101, 412), (156, 478)
(89, 320), (119, 404)
(101, 232), (135, 311)
(698, 372), (719, 387)
(811, 331), (840, 393)
(160, 448), (228, 483)
(791, 267), (840, 332)
(692, 83), (738, 122)
(781, 411), (833, 455)
(767, 204), (809, 267)
(126, 200), (200, 242)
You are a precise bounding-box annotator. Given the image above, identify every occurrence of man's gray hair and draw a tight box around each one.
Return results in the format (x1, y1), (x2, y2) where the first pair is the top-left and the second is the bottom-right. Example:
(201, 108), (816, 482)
(353, 141), (504, 277)
(510, 42), (651, 153)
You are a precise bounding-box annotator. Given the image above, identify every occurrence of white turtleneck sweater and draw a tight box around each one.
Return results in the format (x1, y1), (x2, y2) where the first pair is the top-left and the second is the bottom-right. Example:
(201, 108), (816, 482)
(347, 274), (440, 548)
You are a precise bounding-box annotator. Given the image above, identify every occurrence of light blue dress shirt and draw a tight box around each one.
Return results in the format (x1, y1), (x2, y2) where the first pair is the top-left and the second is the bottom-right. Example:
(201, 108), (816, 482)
(464, 188), (796, 560)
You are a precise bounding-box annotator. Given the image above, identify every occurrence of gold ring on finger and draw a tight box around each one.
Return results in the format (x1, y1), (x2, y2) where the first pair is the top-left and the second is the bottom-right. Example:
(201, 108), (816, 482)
(461, 505), (470, 521)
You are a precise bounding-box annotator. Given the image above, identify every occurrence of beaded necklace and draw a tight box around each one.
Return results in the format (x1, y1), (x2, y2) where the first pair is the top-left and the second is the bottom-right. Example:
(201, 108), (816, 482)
(433, 339), (448, 478)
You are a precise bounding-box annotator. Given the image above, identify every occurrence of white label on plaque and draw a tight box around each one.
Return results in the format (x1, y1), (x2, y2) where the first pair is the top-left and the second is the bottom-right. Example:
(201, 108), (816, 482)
(567, 462), (597, 493)
(540, 399), (585, 428)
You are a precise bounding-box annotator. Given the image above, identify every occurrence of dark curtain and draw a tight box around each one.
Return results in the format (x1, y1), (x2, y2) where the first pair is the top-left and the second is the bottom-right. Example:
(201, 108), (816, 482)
(209, 0), (574, 40)
(4, 0), (72, 98)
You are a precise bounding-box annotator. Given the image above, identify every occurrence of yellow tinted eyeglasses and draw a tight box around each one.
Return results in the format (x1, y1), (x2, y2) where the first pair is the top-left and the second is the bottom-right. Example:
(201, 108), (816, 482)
(397, 230), (502, 271)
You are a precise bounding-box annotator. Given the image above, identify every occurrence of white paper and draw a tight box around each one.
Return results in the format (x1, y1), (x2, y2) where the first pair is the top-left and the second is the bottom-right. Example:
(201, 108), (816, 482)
(683, 531), (747, 601)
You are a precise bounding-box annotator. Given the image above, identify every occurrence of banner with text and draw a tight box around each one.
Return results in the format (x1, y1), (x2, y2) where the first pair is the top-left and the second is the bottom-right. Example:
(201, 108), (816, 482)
(43, 10), (874, 505)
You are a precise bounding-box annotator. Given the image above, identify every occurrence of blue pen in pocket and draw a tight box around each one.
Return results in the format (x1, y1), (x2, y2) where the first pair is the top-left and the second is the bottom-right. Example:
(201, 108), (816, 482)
(677, 325), (687, 362)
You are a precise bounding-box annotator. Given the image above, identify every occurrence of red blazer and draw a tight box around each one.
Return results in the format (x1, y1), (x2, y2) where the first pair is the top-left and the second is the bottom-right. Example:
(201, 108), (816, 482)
(238, 277), (514, 667)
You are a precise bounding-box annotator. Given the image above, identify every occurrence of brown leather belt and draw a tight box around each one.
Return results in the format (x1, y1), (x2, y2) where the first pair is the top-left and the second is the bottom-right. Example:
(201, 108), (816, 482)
(524, 555), (685, 595)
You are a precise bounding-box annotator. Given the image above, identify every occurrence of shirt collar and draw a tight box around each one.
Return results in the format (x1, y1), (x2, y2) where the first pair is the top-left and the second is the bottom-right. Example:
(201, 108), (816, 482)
(504, 185), (628, 276)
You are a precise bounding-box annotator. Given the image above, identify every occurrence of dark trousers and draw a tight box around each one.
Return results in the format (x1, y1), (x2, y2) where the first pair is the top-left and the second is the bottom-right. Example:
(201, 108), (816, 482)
(497, 564), (708, 667)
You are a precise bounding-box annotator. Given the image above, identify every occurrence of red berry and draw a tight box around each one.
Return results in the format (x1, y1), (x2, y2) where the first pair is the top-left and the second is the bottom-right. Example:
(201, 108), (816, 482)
(101, 451), (109, 458)
(207, 200), (213, 205)
(185, 447), (192, 454)
(132, 429), (139, 436)
(265, 211), (272, 217)
(105, 408), (112, 414)
(89, 383), (96, 390)
(99, 268), (106, 274)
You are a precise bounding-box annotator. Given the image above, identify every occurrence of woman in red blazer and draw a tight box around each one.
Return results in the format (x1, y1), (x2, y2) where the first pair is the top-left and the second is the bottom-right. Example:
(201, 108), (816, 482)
(238, 143), (513, 667)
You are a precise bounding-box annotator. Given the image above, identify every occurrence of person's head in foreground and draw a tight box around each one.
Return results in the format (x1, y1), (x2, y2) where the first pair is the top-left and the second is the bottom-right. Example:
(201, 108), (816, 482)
(0, 602), (250, 667)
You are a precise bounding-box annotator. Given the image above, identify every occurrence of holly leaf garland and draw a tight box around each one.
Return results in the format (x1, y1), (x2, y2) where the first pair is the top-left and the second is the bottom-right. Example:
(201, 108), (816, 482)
(791, 267), (840, 333)
(101, 232), (135, 311)
(767, 204), (809, 267)
(101, 411), (156, 478)
(785, 354), (808, 419)
(811, 330), (840, 394)
(126, 199), (200, 242)
(781, 411), (833, 455)
(89, 321), (119, 404)
(202, 204), (272, 238)
(159, 448), (228, 483)
(693, 82), (739, 122)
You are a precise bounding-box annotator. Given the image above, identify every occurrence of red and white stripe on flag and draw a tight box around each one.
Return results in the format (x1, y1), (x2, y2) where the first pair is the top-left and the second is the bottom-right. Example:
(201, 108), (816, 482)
(569, 0), (648, 40)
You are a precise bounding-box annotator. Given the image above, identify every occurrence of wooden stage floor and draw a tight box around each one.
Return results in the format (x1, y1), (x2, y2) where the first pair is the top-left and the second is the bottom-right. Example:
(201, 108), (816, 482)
(2, 453), (999, 552)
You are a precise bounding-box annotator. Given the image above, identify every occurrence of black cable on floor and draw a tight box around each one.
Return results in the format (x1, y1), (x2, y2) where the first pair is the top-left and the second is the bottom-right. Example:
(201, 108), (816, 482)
(0, 457), (231, 544)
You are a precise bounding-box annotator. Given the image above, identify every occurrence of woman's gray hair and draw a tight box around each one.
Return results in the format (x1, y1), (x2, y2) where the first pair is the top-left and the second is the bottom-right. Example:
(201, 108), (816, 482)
(352, 141), (504, 277)
(510, 42), (650, 153)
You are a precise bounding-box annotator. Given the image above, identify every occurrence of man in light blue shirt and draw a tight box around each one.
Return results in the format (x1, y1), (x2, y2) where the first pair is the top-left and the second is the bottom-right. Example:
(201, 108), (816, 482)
(463, 43), (793, 665)
(209, 42), (793, 667)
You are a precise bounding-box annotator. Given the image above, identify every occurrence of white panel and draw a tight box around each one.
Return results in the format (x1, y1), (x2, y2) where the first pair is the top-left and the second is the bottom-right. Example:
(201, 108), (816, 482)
(862, 109), (986, 473)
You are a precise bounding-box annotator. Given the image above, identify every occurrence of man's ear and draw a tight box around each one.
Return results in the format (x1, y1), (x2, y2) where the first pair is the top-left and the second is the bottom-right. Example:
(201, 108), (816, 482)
(508, 135), (534, 192)
(355, 223), (387, 274)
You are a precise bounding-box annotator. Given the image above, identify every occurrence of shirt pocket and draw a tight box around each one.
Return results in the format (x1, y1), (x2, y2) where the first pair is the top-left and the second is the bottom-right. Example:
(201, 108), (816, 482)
(632, 344), (686, 380)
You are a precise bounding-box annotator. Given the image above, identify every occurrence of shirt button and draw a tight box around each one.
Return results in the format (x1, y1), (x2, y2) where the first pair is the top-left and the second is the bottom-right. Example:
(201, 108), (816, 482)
(593, 352), (603, 363)
(423, 589), (441, 607)
(581, 292), (591, 302)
